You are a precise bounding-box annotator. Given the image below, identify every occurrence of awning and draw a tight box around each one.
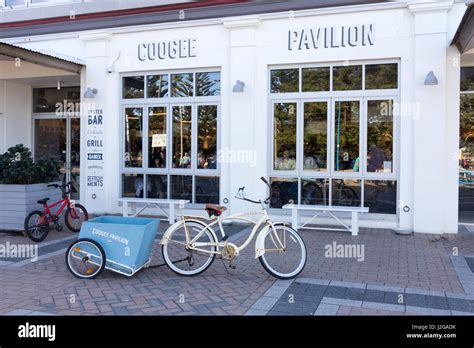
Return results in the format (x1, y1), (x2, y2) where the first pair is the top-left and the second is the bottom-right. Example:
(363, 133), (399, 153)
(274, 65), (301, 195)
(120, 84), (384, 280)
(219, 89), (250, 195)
(0, 41), (84, 74)
(452, 2), (474, 54)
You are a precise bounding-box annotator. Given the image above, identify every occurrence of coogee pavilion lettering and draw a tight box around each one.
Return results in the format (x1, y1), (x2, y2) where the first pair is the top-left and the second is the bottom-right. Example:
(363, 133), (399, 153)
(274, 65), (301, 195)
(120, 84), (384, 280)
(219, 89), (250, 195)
(138, 38), (197, 61)
(288, 24), (374, 51)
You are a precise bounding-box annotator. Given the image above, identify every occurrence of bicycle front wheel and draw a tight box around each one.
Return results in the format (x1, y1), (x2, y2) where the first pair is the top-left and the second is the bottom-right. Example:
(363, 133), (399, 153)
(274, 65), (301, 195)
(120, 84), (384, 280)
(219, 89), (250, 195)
(259, 224), (307, 280)
(162, 220), (217, 276)
(65, 203), (89, 232)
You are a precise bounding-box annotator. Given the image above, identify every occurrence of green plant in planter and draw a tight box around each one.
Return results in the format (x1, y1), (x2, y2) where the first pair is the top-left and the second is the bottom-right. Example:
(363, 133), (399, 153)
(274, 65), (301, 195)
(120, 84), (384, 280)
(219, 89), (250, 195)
(0, 144), (61, 185)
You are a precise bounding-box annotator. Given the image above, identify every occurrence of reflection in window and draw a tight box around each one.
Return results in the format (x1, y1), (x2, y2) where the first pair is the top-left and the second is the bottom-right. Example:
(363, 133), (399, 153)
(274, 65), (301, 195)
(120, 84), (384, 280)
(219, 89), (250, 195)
(171, 73), (193, 97)
(147, 175), (168, 199)
(461, 67), (474, 92)
(365, 64), (398, 90)
(123, 76), (144, 98)
(332, 179), (361, 207)
(274, 103), (297, 171)
(333, 66), (362, 91)
(334, 101), (360, 172)
(460, 94), (474, 221)
(270, 178), (298, 208)
(304, 102), (328, 171)
(124, 108), (143, 168)
(172, 106), (192, 168)
(171, 175), (193, 201)
(198, 105), (218, 170)
(302, 67), (330, 92)
(367, 100), (393, 173)
(196, 72), (221, 96)
(271, 69), (299, 93)
(196, 176), (219, 204)
(301, 179), (329, 205)
(122, 174), (144, 198)
(33, 87), (80, 113)
(147, 75), (169, 98)
(148, 107), (167, 169)
(364, 180), (397, 214)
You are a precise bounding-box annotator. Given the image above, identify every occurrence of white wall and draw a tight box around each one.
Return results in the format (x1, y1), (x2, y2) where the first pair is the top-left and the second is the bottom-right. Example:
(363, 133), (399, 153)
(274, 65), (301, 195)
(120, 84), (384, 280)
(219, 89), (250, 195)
(3, 80), (31, 151)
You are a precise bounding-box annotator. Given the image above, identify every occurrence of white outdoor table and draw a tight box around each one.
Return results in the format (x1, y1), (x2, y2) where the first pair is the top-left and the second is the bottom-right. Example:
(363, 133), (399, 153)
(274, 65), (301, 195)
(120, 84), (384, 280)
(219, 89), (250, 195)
(118, 198), (190, 224)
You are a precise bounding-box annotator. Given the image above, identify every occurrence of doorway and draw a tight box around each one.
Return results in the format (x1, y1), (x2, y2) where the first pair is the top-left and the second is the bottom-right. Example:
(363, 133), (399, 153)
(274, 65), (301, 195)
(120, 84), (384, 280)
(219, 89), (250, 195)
(33, 86), (81, 200)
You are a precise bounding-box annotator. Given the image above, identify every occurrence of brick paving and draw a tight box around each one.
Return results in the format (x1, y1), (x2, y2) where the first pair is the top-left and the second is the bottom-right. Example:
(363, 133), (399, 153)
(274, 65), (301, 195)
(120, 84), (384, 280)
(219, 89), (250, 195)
(0, 224), (473, 315)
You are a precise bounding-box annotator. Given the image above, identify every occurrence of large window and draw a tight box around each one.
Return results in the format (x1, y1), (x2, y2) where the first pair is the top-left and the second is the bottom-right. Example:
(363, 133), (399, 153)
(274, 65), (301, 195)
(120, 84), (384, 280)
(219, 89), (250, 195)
(122, 70), (220, 205)
(270, 62), (399, 215)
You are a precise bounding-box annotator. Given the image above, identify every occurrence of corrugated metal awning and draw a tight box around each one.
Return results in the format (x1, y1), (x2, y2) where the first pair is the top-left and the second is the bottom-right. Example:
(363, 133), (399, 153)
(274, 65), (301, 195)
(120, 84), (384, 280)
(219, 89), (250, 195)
(0, 41), (83, 74)
(452, 3), (474, 54)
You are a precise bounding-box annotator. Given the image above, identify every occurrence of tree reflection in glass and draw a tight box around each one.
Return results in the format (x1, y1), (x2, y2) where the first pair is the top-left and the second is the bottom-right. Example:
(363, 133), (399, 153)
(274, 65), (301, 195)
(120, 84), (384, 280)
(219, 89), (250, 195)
(197, 105), (217, 170)
(274, 103), (297, 171)
(304, 102), (327, 171)
(334, 101), (359, 172)
(148, 107), (167, 169)
(172, 106), (192, 168)
(124, 108), (143, 168)
(367, 100), (393, 173)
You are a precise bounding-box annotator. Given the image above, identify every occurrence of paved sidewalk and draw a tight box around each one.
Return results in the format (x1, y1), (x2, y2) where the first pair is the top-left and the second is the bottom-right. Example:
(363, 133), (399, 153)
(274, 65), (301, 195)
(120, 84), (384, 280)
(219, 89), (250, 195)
(0, 225), (473, 315)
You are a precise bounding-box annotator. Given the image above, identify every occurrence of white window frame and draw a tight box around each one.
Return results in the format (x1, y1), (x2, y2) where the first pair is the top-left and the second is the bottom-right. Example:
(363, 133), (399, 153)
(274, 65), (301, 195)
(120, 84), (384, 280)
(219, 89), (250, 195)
(268, 59), (400, 217)
(120, 68), (221, 206)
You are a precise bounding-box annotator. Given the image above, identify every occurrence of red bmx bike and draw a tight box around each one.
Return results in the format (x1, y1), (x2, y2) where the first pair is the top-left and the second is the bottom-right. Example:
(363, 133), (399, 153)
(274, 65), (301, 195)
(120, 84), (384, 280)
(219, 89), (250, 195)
(24, 182), (88, 242)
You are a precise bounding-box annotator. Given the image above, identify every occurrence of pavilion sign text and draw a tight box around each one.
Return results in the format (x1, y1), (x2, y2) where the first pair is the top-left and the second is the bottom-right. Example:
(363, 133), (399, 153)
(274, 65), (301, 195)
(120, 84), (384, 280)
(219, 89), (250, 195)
(288, 24), (374, 51)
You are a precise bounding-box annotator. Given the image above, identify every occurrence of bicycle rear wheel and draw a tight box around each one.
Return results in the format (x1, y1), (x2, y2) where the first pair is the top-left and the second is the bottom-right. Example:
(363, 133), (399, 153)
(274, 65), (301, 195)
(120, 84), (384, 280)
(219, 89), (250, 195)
(259, 224), (307, 280)
(162, 220), (217, 276)
(24, 210), (50, 242)
(66, 238), (105, 279)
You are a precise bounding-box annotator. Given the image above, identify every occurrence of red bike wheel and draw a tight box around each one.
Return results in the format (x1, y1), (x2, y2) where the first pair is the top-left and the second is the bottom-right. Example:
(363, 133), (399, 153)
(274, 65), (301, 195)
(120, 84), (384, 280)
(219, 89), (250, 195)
(24, 210), (50, 242)
(65, 203), (89, 232)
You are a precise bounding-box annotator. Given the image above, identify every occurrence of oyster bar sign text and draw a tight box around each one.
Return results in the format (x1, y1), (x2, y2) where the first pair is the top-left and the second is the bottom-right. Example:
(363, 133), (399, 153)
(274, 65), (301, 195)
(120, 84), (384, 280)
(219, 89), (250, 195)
(138, 38), (197, 61)
(288, 24), (374, 51)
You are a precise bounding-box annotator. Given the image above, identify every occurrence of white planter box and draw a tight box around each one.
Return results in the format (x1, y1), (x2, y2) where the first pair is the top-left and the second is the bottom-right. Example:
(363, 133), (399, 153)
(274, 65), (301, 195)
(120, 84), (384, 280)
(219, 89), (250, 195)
(0, 181), (62, 232)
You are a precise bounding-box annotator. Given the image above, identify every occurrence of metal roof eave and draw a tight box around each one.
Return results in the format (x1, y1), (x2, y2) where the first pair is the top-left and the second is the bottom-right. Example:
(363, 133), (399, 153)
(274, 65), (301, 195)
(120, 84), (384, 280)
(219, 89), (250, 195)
(0, 42), (83, 74)
(452, 4), (474, 54)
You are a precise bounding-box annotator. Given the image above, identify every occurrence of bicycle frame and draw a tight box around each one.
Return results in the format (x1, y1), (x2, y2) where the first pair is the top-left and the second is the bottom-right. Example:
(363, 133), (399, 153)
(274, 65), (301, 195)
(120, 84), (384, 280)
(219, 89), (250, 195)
(171, 206), (285, 257)
(40, 196), (76, 222)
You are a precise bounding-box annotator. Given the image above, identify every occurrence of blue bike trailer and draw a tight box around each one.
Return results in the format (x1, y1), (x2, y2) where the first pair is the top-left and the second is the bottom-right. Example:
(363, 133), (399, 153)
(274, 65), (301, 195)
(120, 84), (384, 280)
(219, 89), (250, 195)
(78, 216), (160, 277)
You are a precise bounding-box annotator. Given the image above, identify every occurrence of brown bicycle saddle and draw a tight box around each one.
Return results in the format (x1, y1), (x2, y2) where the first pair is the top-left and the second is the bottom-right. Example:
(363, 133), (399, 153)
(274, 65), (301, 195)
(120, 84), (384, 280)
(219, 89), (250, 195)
(205, 204), (227, 217)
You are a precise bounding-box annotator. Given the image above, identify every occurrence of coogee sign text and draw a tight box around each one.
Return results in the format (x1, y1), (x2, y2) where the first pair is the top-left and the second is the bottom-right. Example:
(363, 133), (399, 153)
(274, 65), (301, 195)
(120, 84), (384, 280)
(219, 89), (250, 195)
(138, 38), (197, 61)
(288, 24), (374, 51)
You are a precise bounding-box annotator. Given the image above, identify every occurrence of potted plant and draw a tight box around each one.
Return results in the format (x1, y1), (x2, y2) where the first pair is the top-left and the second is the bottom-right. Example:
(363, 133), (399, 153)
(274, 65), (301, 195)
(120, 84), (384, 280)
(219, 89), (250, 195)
(0, 144), (62, 231)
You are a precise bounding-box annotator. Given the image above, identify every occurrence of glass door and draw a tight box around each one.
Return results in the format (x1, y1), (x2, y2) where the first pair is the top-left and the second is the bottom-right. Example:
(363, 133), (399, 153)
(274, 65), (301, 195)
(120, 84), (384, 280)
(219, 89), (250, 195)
(34, 117), (80, 200)
(460, 93), (474, 223)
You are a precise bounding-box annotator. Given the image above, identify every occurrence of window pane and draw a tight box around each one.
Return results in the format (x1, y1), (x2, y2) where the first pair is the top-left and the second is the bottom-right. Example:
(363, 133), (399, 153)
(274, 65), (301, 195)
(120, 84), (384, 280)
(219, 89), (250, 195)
(171, 73), (193, 97)
(461, 67), (474, 92)
(33, 87), (80, 113)
(198, 105), (218, 169)
(5, 0), (25, 5)
(364, 180), (397, 214)
(365, 64), (398, 90)
(274, 103), (297, 171)
(123, 76), (144, 99)
(301, 179), (329, 205)
(302, 67), (330, 92)
(332, 179), (361, 207)
(171, 175), (193, 201)
(460, 94), (474, 221)
(148, 107), (167, 169)
(147, 75), (169, 98)
(367, 100), (394, 173)
(333, 66), (362, 91)
(147, 175), (168, 199)
(270, 178), (298, 208)
(122, 174), (144, 198)
(271, 69), (299, 93)
(304, 102), (327, 171)
(196, 72), (221, 96)
(172, 106), (192, 168)
(124, 108), (143, 168)
(196, 176), (219, 204)
(334, 101), (360, 172)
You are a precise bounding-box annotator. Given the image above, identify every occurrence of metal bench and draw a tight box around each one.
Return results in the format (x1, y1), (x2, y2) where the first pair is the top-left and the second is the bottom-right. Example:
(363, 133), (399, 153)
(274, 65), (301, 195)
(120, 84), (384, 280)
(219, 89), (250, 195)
(282, 204), (369, 236)
(118, 198), (190, 224)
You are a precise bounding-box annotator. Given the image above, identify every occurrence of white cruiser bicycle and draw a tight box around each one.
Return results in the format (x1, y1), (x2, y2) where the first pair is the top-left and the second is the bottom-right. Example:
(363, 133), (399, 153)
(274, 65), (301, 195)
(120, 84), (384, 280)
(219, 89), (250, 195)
(160, 177), (307, 279)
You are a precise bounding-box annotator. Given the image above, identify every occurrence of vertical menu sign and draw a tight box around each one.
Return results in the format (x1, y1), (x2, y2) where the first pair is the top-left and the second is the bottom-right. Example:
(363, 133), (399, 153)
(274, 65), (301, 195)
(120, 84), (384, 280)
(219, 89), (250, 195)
(86, 109), (105, 195)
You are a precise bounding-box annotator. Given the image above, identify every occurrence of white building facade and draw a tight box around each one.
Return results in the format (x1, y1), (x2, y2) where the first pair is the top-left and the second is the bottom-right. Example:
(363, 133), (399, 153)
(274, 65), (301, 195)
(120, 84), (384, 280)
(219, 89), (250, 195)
(0, 0), (470, 234)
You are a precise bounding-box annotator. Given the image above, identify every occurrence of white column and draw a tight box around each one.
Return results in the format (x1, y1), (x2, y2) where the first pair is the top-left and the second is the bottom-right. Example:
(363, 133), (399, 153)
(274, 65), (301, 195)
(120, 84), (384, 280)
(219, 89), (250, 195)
(79, 33), (112, 215)
(409, 1), (458, 234)
(223, 19), (261, 216)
